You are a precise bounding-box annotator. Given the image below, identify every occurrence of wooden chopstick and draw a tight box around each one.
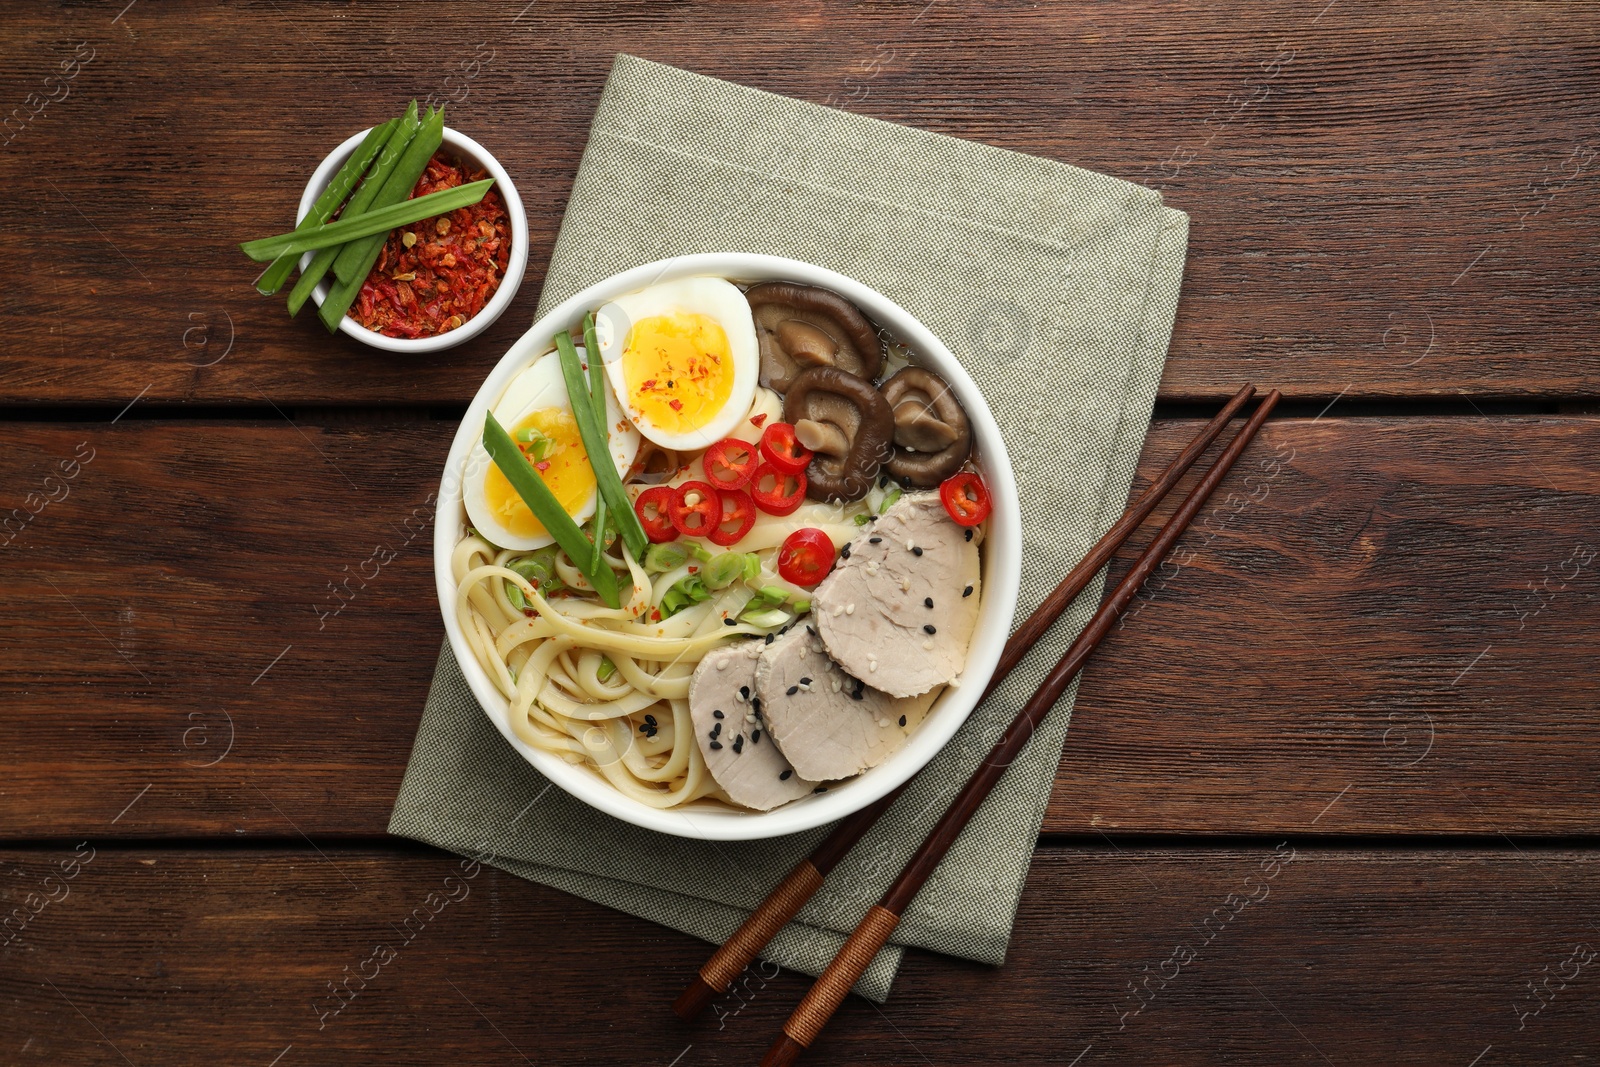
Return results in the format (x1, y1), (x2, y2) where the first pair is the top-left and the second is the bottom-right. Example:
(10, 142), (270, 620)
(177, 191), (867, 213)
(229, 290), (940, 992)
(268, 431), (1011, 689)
(759, 388), (1281, 1066)
(672, 382), (1260, 1022)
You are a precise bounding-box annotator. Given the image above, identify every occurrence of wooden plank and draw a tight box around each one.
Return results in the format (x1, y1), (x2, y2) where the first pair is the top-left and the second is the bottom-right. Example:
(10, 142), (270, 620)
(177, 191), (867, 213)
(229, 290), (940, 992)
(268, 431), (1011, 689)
(4, 845), (1597, 1064)
(1, 415), (1597, 837)
(1, 1), (1595, 404)
(1049, 415), (1600, 834)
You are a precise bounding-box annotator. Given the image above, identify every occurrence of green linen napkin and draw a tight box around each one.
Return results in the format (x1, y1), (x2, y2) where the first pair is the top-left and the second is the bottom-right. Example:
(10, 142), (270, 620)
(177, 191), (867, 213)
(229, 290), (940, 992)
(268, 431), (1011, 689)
(390, 54), (1187, 1002)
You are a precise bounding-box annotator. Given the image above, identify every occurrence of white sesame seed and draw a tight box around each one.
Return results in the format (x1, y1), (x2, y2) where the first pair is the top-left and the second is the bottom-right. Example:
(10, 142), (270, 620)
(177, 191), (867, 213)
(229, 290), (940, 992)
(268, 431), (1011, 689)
(905, 539), (915, 551)
(869, 661), (878, 672)
(900, 577), (911, 593)
(865, 561), (879, 576)
(845, 603), (855, 615)
(877, 717), (890, 728)
(831, 677), (842, 693)
(832, 605), (844, 617)
(746, 713), (757, 723)
(922, 639), (935, 651)
(715, 660), (727, 671)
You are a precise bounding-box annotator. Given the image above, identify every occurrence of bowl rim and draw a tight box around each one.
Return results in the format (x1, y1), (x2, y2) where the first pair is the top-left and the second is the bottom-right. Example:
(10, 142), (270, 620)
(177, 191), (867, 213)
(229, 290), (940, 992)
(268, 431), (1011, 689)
(294, 125), (529, 353)
(432, 253), (1022, 840)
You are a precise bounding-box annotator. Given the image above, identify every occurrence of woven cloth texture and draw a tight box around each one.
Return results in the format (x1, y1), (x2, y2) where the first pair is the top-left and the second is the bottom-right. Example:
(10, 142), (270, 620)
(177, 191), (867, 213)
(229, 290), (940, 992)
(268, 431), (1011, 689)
(390, 54), (1187, 1002)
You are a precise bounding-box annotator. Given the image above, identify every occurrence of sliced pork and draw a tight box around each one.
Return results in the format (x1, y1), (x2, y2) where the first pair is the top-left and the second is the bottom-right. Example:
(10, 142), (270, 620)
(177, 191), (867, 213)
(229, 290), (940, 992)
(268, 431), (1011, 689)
(811, 490), (981, 697)
(688, 638), (815, 810)
(755, 627), (941, 782)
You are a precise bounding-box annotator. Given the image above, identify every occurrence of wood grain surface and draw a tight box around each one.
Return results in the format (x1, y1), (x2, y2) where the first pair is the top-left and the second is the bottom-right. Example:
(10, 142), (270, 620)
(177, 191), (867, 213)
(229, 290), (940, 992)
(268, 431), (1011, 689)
(5, 3), (1600, 1064)
(5, 846), (1597, 1065)
(0, 1), (1596, 405)
(2, 415), (1595, 838)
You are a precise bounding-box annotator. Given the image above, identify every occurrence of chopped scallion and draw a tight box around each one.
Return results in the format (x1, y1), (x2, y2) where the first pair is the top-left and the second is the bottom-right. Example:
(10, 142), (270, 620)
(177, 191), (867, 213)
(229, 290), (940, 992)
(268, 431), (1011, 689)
(286, 101), (421, 317)
(554, 330), (648, 560)
(256, 118), (397, 296)
(482, 412), (618, 608)
(241, 179), (493, 261)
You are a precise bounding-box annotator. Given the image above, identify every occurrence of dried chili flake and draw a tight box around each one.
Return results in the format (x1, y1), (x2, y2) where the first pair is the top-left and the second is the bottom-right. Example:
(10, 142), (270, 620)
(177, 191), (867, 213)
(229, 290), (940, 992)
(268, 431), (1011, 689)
(352, 150), (511, 339)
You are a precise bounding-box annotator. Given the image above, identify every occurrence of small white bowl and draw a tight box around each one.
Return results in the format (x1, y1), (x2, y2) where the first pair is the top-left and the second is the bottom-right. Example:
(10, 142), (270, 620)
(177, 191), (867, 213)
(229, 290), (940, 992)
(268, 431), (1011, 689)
(295, 126), (528, 352)
(434, 254), (1022, 840)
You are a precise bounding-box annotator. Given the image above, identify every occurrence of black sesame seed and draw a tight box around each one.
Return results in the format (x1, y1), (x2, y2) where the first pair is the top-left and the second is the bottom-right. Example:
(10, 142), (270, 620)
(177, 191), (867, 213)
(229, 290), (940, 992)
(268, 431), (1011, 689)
(724, 617), (736, 626)
(924, 597), (934, 608)
(963, 585), (973, 597)
(912, 546), (923, 556)
(869, 536), (882, 544)
(964, 528), (973, 541)
(813, 786), (828, 794)
(765, 633), (775, 645)
(806, 625), (814, 635)
(898, 715), (907, 727)
(739, 686), (749, 700)
(779, 769), (792, 781)
(710, 740), (723, 750)
(840, 543), (851, 559)
(711, 722), (722, 738)
(644, 714), (657, 726)
(924, 624), (937, 634)
(732, 735), (744, 754)
(799, 677), (812, 686)
(752, 697), (762, 713)
(638, 723), (649, 733)
(752, 729), (761, 744)
(786, 684), (799, 696)
(713, 709), (724, 719)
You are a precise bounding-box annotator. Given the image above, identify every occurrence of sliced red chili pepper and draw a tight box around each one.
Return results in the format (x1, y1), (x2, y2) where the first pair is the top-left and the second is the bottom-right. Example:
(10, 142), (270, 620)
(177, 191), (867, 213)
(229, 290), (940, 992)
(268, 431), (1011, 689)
(777, 528), (836, 587)
(634, 485), (679, 543)
(701, 437), (758, 491)
(750, 462), (806, 517)
(708, 488), (757, 547)
(759, 422), (814, 475)
(668, 480), (720, 538)
(939, 470), (992, 527)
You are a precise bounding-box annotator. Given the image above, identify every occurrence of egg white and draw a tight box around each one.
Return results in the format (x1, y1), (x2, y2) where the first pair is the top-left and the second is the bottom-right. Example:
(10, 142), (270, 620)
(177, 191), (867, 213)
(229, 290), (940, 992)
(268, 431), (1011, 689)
(464, 349), (641, 552)
(592, 277), (759, 452)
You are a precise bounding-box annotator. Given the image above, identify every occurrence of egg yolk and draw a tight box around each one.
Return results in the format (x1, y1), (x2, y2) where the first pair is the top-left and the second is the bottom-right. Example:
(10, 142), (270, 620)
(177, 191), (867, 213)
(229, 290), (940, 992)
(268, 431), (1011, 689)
(483, 407), (593, 539)
(621, 312), (734, 435)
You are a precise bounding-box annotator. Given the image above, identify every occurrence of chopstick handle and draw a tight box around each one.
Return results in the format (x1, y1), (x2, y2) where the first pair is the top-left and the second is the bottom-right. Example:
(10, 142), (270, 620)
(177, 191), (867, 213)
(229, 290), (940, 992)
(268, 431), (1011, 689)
(673, 859), (826, 1020)
(675, 384), (1258, 1022)
(761, 389), (1281, 1064)
(760, 906), (902, 1067)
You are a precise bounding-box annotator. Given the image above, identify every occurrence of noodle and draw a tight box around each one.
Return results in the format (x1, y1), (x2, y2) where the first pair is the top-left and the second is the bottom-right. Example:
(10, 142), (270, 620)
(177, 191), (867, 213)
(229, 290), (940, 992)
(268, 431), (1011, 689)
(450, 327), (982, 812)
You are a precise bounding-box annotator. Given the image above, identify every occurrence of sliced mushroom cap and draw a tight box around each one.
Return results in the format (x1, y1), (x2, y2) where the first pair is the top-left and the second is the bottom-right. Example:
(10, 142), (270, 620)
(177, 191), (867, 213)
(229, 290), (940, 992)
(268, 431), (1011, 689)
(881, 366), (972, 486)
(782, 367), (895, 502)
(746, 283), (884, 392)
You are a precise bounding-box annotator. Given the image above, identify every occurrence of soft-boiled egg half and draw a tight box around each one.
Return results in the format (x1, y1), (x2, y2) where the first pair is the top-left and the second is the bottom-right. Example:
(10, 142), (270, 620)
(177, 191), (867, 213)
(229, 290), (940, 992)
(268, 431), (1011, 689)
(465, 350), (641, 551)
(592, 277), (759, 452)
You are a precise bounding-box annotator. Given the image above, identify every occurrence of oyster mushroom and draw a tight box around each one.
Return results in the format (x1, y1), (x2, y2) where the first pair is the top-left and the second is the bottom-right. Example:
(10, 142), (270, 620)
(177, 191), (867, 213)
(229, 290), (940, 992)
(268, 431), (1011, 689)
(746, 283), (884, 391)
(881, 366), (971, 486)
(782, 367), (895, 502)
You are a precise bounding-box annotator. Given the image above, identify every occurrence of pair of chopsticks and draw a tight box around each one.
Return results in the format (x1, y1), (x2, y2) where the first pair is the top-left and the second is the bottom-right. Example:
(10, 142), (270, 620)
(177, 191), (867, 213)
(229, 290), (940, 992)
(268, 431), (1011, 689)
(673, 383), (1279, 1064)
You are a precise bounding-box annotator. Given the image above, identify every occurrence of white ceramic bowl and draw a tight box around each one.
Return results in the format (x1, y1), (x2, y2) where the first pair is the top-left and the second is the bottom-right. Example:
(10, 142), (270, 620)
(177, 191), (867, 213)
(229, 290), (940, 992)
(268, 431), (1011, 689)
(296, 126), (528, 352)
(433, 254), (1021, 840)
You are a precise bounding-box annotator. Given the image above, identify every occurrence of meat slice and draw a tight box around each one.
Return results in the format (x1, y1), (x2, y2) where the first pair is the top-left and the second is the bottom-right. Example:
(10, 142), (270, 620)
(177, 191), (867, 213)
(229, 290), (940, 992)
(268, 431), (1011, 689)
(756, 627), (941, 782)
(688, 638), (815, 810)
(811, 490), (981, 698)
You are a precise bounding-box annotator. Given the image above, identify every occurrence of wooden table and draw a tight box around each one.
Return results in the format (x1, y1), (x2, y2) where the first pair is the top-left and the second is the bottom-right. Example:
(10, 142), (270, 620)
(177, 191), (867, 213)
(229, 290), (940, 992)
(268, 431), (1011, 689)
(4, 2), (1598, 1063)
